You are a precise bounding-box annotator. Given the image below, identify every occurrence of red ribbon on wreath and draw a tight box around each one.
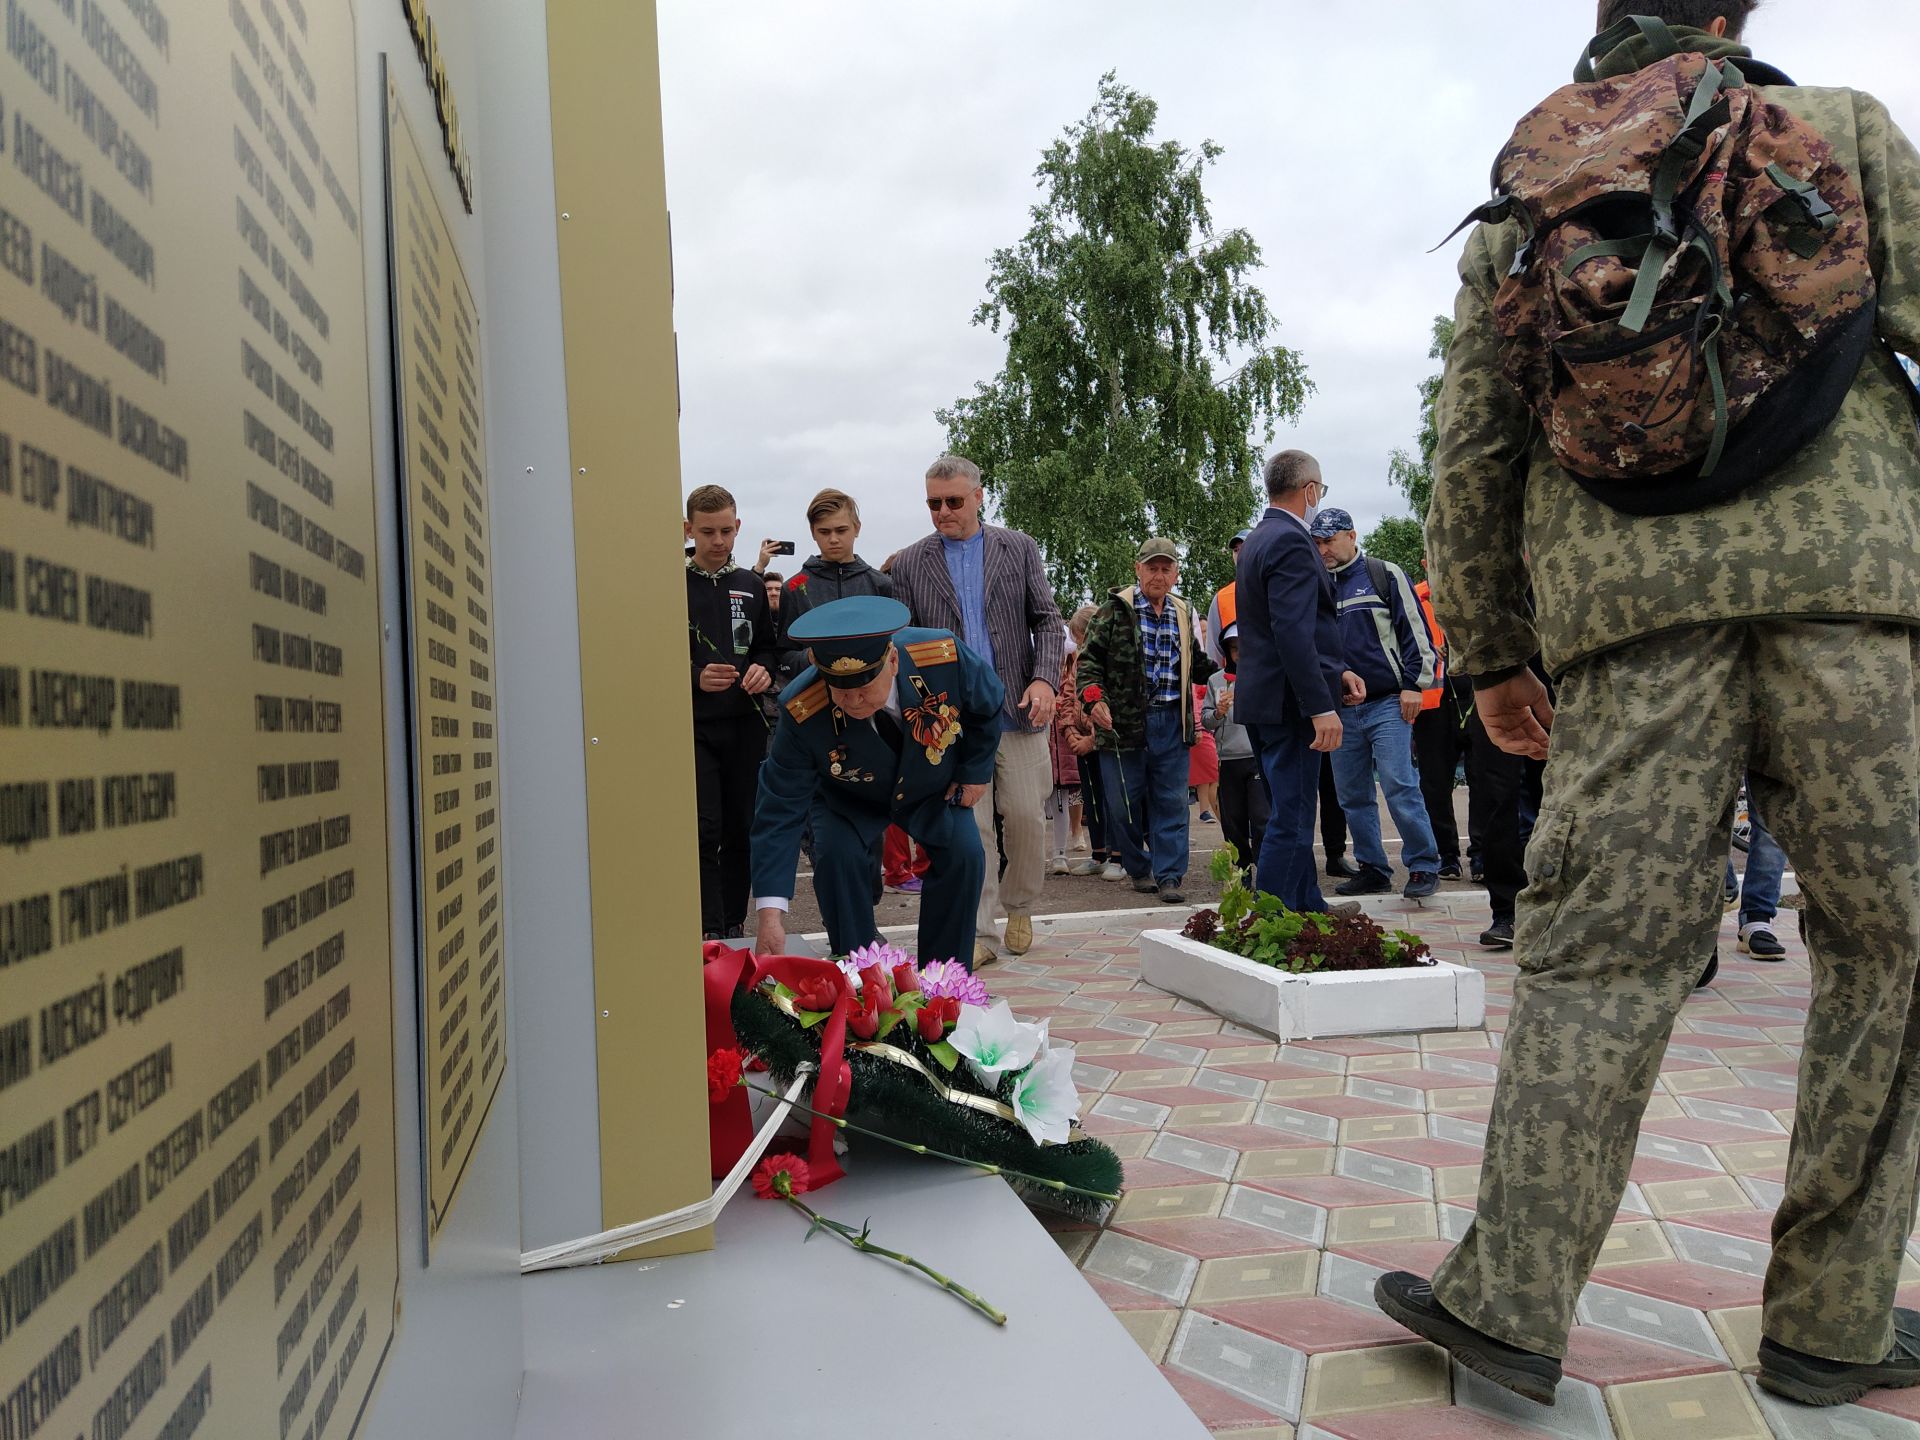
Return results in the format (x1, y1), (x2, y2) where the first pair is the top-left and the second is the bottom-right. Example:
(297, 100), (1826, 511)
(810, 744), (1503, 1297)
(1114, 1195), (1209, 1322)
(702, 941), (851, 1188)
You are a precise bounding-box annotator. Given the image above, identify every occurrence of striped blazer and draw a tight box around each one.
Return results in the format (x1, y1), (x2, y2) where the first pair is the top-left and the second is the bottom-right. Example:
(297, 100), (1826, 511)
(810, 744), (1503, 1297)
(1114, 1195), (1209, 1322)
(889, 524), (1066, 734)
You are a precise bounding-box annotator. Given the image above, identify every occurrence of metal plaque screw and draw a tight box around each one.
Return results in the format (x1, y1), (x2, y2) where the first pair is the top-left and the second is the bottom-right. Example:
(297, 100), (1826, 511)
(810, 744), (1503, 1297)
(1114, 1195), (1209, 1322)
(590, 737), (599, 745)
(561, 212), (571, 220)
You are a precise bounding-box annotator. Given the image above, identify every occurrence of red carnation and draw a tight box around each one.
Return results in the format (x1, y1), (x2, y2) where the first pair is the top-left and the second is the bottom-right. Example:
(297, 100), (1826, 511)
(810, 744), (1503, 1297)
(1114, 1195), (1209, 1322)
(891, 962), (921, 995)
(786, 574), (809, 591)
(791, 973), (840, 1013)
(706, 1048), (743, 1104)
(751, 1153), (811, 1199)
(1081, 684), (1104, 705)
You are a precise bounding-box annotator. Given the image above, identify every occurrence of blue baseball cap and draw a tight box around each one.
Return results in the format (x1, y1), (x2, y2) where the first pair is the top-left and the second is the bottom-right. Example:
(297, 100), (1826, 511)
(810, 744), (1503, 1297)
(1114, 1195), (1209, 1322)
(1230, 529), (1251, 550)
(788, 596), (911, 687)
(1308, 507), (1355, 539)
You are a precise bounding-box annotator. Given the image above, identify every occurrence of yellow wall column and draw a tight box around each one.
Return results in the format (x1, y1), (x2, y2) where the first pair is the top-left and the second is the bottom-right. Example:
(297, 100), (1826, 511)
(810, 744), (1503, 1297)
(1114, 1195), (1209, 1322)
(545, 0), (711, 1255)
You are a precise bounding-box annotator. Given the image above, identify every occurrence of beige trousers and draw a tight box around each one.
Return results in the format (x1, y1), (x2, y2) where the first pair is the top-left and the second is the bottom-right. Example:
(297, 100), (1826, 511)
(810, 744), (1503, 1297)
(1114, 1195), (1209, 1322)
(975, 726), (1052, 939)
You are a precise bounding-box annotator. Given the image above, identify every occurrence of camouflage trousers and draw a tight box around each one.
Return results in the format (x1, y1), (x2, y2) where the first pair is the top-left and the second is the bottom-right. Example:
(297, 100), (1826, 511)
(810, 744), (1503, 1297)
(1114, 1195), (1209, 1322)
(1431, 619), (1920, 1363)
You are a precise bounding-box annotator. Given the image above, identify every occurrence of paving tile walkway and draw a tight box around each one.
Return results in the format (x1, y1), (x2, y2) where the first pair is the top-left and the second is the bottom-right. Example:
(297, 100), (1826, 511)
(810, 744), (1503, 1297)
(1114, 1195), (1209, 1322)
(1000, 890), (1920, 1439)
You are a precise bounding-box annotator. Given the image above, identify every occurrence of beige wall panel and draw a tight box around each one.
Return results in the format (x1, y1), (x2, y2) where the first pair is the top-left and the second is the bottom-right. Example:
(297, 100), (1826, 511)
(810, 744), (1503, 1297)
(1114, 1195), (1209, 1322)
(0, 0), (401, 1435)
(383, 72), (505, 1253)
(544, 0), (711, 1254)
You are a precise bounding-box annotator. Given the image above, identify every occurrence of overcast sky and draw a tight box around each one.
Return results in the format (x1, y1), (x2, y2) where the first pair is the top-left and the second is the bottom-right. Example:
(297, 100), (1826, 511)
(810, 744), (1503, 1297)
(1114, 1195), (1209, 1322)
(657, 1), (1920, 582)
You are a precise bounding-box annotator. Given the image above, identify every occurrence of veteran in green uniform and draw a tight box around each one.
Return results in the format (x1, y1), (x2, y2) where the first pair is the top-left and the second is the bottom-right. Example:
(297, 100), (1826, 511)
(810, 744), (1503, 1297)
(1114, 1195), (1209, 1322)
(750, 597), (1005, 970)
(1371, 7), (1920, 1411)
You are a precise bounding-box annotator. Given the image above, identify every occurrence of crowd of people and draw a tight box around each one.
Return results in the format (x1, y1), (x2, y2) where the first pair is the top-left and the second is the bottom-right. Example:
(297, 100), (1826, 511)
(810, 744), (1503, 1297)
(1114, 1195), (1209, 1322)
(686, 450), (1798, 971)
(683, 0), (1920, 1414)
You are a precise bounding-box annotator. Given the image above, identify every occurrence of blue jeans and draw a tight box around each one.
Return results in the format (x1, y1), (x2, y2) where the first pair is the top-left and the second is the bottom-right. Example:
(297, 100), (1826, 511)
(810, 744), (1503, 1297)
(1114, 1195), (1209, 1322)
(1725, 803), (1786, 927)
(1246, 719), (1327, 914)
(1102, 704), (1192, 887)
(1329, 697), (1441, 876)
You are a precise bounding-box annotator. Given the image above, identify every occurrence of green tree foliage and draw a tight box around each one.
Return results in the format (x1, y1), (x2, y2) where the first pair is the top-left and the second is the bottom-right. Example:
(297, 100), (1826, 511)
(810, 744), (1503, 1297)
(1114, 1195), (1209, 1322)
(938, 74), (1312, 605)
(1360, 515), (1427, 576)
(1362, 314), (1456, 576)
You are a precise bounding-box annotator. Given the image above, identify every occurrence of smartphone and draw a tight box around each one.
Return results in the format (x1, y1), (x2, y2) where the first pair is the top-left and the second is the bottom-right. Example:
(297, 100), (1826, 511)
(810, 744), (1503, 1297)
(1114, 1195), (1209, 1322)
(772, 540), (797, 556)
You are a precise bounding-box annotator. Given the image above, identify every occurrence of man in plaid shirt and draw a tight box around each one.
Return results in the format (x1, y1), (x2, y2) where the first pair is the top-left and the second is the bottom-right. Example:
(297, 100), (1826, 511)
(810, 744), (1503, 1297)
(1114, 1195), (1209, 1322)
(1078, 538), (1217, 903)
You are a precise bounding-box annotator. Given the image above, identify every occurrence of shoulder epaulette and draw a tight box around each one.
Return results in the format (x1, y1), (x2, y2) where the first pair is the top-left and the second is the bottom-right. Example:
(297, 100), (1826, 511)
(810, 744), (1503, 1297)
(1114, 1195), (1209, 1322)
(904, 638), (958, 667)
(785, 681), (830, 723)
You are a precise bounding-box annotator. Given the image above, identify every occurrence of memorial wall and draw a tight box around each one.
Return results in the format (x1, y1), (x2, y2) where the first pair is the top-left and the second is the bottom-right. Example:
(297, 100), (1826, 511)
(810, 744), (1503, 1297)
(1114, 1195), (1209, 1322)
(0, 1), (402, 1436)
(383, 67), (504, 1250)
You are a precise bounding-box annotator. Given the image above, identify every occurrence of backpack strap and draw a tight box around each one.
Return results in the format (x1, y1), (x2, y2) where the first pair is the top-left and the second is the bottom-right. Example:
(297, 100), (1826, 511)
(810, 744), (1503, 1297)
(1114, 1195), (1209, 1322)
(1574, 14), (1681, 83)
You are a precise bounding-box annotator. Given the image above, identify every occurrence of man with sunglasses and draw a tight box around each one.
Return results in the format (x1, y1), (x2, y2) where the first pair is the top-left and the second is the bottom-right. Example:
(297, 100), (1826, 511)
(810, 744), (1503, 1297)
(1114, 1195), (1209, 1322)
(890, 456), (1066, 965)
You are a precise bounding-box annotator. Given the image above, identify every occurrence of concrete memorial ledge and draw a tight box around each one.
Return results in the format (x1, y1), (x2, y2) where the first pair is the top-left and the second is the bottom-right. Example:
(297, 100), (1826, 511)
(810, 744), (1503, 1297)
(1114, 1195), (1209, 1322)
(1138, 928), (1487, 1041)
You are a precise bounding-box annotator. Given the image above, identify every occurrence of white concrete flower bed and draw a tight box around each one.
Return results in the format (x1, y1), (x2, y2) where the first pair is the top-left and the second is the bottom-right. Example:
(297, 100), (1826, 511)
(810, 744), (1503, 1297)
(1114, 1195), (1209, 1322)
(1137, 929), (1486, 1042)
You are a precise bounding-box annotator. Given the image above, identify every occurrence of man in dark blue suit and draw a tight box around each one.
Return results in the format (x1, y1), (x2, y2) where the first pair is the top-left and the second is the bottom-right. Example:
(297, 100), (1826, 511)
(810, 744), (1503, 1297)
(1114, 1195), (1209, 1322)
(1233, 451), (1363, 914)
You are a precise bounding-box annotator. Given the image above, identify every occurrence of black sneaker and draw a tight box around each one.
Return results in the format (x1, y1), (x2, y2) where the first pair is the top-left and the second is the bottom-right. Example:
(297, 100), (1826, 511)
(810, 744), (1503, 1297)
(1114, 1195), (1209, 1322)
(1373, 1271), (1562, 1406)
(1325, 854), (1363, 879)
(1131, 874), (1158, 894)
(1439, 860), (1463, 881)
(1741, 925), (1787, 960)
(1335, 866), (1393, 897)
(1759, 1311), (1920, 1407)
(1479, 919), (1514, 949)
(1158, 884), (1187, 905)
(1404, 871), (1440, 900)
(1697, 954), (1719, 990)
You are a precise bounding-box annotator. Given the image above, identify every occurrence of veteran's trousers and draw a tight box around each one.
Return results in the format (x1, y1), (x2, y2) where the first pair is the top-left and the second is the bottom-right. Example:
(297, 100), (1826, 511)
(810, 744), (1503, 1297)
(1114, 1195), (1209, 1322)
(811, 796), (985, 971)
(1432, 620), (1920, 1365)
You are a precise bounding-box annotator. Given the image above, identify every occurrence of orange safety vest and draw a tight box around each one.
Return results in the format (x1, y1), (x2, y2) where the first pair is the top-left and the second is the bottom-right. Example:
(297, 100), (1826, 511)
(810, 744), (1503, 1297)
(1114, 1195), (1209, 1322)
(1414, 580), (1446, 711)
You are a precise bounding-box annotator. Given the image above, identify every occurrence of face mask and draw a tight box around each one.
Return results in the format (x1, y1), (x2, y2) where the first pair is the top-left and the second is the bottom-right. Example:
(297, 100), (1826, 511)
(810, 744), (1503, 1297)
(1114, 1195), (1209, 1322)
(1302, 503), (1321, 529)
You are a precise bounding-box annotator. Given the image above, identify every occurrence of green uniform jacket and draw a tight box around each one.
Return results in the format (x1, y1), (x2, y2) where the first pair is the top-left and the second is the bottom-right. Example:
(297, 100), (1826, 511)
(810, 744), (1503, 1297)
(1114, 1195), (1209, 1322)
(1427, 27), (1920, 680)
(1078, 587), (1216, 752)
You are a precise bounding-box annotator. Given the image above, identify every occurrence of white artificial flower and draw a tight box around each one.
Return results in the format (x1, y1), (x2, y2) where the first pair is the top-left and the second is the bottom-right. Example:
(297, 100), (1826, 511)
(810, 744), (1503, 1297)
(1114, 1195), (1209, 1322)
(1011, 1045), (1081, 1146)
(949, 1000), (1045, 1089)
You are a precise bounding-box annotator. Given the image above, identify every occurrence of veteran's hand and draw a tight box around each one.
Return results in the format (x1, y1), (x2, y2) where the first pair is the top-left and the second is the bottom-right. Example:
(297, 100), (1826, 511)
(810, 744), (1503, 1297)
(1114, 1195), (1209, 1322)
(1477, 671), (1554, 760)
(754, 908), (786, 956)
(946, 782), (988, 809)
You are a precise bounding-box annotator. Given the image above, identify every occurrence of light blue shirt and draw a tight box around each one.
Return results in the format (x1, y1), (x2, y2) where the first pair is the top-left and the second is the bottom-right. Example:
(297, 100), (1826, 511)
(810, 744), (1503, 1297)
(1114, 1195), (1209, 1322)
(941, 529), (1008, 722)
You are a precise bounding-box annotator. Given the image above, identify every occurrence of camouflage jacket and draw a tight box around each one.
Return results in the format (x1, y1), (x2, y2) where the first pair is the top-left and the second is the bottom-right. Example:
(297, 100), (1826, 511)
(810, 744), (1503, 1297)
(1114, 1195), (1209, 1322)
(1427, 27), (1920, 679)
(1078, 587), (1216, 753)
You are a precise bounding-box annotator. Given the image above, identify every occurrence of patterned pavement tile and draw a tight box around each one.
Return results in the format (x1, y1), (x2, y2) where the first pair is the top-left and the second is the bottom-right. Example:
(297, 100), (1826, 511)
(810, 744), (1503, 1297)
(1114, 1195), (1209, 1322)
(1236, 1147), (1337, 1183)
(1223, 1186), (1330, 1246)
(1115, 1306), (1182, 1364)
(1299, 1342), (1450, 1420)
(1324, 1203), (1438, 1247)
(1025, 898), (1847, 1436)
(1112, 1183), (1230, 1225)
(1199, 1297), (1413, 1355)
(1593, 1221), (1675, 1270)
(1604, 1371), (1770, 1440)
(1149, 1132), (1243, 1181)
(1453, 1369), (1616, 1440)
(1576, 1283), (1729, 1361)
(1084, 1230), (1201, 1303)
(1168, 1310), (1308, 1421)
(1191, 1251), (1322, 1305)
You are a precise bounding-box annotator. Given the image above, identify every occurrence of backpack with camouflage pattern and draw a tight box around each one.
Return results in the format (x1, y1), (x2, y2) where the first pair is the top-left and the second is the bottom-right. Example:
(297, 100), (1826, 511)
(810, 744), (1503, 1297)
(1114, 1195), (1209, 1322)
(1449, 15), (1877, 516)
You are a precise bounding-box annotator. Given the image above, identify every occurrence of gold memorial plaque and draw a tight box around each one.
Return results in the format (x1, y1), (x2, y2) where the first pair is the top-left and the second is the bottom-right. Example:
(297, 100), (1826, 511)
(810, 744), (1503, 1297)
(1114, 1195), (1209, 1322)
(0, 1), (401, 1437)
(383, 73), (505, 1249)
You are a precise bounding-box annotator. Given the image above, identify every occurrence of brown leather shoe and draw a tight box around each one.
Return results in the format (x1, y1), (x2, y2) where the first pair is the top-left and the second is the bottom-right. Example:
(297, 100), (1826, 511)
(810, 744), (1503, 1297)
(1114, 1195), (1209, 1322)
(1004, 914), (1033, 955)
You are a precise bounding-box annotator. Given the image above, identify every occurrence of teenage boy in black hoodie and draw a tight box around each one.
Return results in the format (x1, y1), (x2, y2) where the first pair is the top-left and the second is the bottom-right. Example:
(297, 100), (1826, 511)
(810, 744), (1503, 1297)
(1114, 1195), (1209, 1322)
(775, 488), (892, 685)
(686, 485), (777, 939)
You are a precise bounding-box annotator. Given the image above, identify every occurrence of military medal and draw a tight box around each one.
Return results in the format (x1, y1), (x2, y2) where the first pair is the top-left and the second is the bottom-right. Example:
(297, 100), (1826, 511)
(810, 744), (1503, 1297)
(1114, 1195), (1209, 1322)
(904, 676), (962, 765)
